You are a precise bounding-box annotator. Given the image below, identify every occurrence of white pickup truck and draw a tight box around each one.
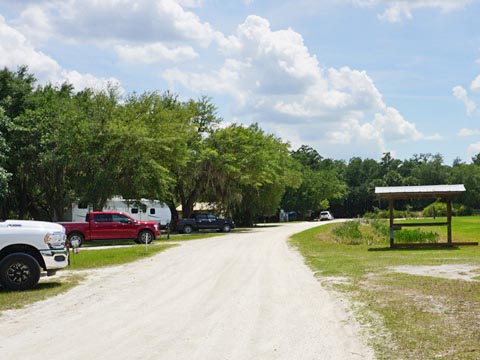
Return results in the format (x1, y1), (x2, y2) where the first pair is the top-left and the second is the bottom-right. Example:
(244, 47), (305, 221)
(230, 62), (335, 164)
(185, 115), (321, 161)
(0, 220), (69, 291)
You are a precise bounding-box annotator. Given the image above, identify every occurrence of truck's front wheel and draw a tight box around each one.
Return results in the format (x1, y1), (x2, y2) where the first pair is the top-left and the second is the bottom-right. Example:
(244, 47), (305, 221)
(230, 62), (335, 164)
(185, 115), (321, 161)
(138, 230), (154, 244)
(182, 225), (193, 234)
(221, 224), (232, 233)
(0, 253), (41, 291)
(67, 232), (84, 248)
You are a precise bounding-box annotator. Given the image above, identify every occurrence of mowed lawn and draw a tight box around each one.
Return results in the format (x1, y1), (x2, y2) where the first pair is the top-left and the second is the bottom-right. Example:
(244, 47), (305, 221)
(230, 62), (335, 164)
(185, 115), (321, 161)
(290, 217), (480, 360)
(397, 216), (479, 243)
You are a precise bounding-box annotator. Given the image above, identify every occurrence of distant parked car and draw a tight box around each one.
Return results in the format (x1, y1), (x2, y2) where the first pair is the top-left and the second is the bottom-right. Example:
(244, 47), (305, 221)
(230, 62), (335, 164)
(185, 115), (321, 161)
(319, 211), (334, 221)
(175, 213), (235, 234)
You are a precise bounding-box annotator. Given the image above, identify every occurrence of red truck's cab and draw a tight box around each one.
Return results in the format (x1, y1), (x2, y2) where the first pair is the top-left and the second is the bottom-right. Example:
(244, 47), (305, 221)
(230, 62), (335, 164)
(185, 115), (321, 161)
(60, 211), (160, 247)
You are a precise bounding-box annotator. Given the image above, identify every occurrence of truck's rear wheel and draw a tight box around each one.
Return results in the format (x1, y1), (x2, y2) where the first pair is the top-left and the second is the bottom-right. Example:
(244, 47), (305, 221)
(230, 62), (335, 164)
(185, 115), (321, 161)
(67, 232), (84, 248)
(182, 225), (193, 234)
(138, 230), (154, 244)
(0, 253), (41, 291)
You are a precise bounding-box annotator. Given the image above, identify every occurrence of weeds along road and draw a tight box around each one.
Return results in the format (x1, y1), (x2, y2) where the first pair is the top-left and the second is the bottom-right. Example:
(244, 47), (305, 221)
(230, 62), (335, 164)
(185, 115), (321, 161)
(0, 221), (373, 360)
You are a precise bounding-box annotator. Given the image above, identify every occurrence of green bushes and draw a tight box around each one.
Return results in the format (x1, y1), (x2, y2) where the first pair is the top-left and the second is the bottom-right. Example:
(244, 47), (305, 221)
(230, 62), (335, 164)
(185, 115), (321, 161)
(369, 219), (439, 243)
(332, 219), (440, 245)
(332, 221), (363, 244)
(364, 207), (417, 219)
(422, 201), (471, 217)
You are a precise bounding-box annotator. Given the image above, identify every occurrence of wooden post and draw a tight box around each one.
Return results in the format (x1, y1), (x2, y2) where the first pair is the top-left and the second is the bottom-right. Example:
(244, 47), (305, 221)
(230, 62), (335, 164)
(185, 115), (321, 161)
(447, 199), (452, 245)
(389, 199), (394, 248)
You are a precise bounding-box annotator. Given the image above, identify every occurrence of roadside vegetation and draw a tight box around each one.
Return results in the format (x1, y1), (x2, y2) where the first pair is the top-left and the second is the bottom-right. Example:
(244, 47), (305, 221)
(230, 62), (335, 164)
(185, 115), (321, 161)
(290, 219), (480, 359)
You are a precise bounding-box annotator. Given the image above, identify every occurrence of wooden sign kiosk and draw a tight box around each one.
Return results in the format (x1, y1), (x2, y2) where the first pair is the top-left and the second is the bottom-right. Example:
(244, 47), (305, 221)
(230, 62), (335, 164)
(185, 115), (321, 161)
(375, 185), (477, 248)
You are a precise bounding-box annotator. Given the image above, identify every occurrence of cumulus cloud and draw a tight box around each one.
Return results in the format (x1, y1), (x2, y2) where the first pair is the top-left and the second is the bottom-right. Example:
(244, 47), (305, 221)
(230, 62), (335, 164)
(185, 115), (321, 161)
(14, 0), (216, 47)
(453, 85), (477, 117)
(0, 15), (122, 93)
(352, 0), (473, 23)
(372, 107), (423, 142)
(164, 15), (432, 157)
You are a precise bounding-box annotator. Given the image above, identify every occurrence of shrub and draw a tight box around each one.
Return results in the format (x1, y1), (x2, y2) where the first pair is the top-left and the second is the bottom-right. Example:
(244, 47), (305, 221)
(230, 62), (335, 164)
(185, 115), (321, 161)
(422, 202), (447, 217)
(369, 219), (439, 243)
(394, 228), (439, 243)
(332, 221), (363, 245)
(364, 209), (411, 219)
(422, 201), (471, 217)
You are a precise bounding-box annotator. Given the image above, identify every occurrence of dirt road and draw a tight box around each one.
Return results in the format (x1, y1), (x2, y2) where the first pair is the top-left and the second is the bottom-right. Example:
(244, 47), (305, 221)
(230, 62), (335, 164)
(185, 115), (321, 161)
(0, 221), (373, 359)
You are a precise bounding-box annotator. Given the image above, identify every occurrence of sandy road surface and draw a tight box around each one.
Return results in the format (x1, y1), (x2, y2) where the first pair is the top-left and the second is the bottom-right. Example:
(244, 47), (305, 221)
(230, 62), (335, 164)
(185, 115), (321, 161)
(0, 221), (373, 360)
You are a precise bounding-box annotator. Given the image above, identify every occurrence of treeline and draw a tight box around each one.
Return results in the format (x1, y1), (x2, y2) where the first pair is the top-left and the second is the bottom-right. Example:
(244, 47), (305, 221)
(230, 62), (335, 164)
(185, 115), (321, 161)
(1, 67), (479, 225)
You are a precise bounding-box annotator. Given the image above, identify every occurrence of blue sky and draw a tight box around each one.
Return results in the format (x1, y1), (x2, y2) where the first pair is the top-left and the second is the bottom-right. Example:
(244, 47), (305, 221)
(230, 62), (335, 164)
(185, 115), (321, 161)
(1, 0), (480, 164)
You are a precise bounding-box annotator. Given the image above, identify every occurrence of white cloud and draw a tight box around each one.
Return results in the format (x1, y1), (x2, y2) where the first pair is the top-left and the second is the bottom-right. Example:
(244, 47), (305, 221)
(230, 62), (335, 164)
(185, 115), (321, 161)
(115, 43), (198, 64)
(372, 107), (422, 142)
(453, 85), (476, 116)
(61, 70), (122, 94)
(471, 75), (480, 93)
(13, 3), (53, 46)
(0, 15), (122, 93)
(15, 0), (216, 47)
(458, 128), (480, 136)
(352, 0), (473, 23)
(165, 15), (432, 158)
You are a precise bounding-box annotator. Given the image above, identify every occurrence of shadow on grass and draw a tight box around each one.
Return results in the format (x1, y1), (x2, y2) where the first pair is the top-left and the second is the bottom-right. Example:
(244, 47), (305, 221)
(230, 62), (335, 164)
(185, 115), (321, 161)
(82, 240), (137, 248)
(252, 224), (281, 228)
(368, 246), (461, 252)
(0, 281), (63, 293)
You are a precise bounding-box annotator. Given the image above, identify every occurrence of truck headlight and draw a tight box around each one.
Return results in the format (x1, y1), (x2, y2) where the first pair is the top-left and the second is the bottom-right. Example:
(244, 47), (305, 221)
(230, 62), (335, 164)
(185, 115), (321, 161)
(44, 232), (66, 249)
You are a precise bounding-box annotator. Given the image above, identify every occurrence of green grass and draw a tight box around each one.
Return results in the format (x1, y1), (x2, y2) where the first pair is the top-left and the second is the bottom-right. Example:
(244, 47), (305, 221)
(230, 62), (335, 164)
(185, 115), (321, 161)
(397, 216), (480, 242)
(68, 243), (176, 270)
(290, 220), (480, 359)
(0, 275), (84, 313)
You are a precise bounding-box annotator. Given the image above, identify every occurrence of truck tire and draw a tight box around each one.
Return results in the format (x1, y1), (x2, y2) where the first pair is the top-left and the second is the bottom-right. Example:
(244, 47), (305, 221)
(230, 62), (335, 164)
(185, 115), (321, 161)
(182, 225), (193, 234)
(67, 232), (84, 248)
(221, 224), (232, 233)
(0, 253), (41, 291)
(137, 230), (154, 244)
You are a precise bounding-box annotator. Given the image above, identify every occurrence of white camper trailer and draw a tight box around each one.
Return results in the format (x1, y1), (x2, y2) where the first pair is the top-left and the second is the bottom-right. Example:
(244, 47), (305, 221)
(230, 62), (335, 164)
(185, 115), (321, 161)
(68, 197), (171, 228)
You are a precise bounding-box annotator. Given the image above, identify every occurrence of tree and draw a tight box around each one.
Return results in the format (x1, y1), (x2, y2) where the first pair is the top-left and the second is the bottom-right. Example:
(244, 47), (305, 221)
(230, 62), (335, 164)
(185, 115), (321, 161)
(164, 96), (222, 220)
(472, 153), (480, 166)
(203, 124), (300, 225)
(0, 110), (10, 204)
(0, 67), (38, 219)
(281, 145), (346, 217)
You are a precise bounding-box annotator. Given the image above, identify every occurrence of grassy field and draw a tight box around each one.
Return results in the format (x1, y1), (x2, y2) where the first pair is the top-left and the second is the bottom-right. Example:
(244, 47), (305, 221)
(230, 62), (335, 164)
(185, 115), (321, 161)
(397, 216), (479, 242)
(290, 217), (480, 360)
(0, 243), (175, 313)
(68, 243), (176, 270)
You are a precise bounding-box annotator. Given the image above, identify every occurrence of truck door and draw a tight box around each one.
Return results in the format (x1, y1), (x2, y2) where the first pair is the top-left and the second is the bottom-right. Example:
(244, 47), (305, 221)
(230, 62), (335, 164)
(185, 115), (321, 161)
(196, 213), (211, 229)
(91, 213), (114, 239)
(111, 213), (137, 239)
(207, 214), (220, 229)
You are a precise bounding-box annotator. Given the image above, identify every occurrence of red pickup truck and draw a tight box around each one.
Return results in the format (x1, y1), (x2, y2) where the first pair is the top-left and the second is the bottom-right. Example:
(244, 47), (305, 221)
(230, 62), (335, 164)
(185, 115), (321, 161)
(60, 211), (160, 247)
